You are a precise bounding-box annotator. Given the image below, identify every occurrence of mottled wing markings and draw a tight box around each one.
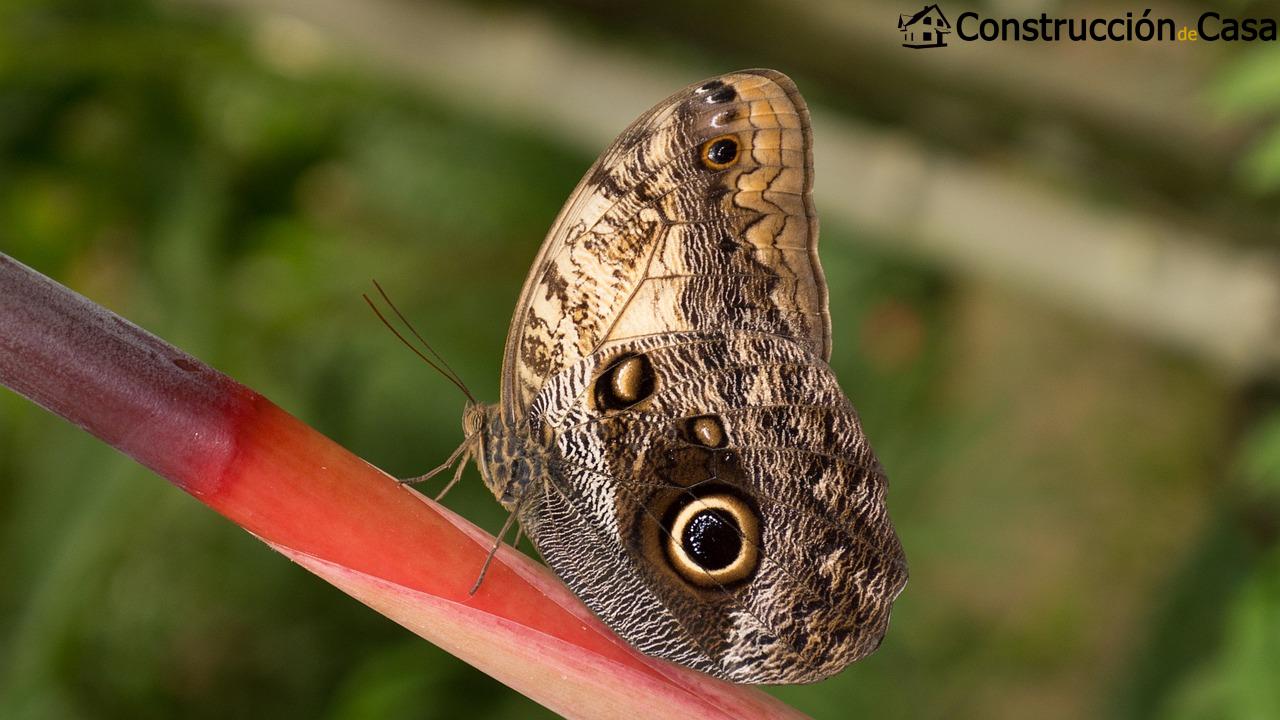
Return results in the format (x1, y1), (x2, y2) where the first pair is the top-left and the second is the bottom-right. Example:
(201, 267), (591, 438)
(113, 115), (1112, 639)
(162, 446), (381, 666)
(517, 330), (906, 681)
(500, 70), (830, 418)
(549, 351), (894, 561)
(546, 454), (833, 652)
(530, 468), (732, 667)
(551, 440), (890, 600)
(479, 70), (905, 684)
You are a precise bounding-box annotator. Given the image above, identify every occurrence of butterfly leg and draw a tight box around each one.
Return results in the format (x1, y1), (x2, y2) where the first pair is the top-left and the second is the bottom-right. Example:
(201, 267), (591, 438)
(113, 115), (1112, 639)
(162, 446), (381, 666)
(399, 433), (475, 490)
(433, 443), (474, 502)
(469, 502), (521, 596)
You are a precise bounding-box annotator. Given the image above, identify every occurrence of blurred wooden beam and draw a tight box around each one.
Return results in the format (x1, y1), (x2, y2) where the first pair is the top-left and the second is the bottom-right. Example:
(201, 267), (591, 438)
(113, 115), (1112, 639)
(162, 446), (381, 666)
(176, 0), (1280, 377)
(788, 0), (1239, 166)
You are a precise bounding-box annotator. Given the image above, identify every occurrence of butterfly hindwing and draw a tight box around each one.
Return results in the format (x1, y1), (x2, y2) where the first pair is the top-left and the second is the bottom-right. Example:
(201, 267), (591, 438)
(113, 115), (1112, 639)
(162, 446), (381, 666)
(523, 331), (906, 682)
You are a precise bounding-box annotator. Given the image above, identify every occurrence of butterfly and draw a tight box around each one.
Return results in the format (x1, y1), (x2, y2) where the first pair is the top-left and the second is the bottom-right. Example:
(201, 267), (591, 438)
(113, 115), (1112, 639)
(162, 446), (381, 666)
(423, 69), (907, 684)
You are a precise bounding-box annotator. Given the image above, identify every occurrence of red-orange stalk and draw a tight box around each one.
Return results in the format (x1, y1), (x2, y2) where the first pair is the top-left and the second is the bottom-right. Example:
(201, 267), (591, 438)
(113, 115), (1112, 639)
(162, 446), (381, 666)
(0, 253), (806, 720)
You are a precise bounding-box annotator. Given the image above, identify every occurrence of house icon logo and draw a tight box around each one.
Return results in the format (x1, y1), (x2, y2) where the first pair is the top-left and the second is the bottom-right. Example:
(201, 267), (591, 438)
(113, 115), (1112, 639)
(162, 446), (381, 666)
(899, 4), (952, 48)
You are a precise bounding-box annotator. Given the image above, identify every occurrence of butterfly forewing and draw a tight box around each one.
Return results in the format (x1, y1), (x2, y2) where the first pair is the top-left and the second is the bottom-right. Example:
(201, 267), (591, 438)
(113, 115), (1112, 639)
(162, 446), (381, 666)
(500, 70), (830, 418)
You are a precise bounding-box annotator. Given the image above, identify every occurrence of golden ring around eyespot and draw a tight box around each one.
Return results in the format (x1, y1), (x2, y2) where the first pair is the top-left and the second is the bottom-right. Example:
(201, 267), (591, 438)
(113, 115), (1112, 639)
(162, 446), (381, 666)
(665, 493), (760, 587)
(700, 134), (741, 170)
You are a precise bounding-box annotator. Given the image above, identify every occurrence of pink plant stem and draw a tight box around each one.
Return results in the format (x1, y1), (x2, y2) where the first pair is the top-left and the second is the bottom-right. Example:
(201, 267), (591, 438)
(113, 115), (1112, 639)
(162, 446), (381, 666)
(0, 254), (807, 720)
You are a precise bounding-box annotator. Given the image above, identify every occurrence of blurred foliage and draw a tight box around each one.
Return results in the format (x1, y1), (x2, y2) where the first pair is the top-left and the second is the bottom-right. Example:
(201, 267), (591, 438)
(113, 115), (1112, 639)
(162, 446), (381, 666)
(1213, 44), (1280, 193)
(0, 0), (1276, 719)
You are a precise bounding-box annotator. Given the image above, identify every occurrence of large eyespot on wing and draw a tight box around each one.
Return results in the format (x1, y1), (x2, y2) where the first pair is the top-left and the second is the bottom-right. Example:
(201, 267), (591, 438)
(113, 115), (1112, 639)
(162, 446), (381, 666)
(499, 69), (830, 421)
(524, 331), (907, 683)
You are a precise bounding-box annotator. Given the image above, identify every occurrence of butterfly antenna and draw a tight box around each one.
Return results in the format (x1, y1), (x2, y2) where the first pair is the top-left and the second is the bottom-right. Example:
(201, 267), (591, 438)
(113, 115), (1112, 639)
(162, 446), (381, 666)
(363, 285), (477, 405)
(372, 280), (471, 395)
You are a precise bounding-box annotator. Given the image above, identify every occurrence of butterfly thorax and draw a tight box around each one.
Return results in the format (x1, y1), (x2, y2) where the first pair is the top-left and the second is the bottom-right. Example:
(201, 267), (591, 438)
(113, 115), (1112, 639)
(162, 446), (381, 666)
(464, 402), (549, 512)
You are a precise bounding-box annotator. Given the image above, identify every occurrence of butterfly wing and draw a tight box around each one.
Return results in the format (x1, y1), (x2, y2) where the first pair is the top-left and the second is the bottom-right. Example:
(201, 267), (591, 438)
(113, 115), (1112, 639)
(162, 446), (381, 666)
(500, 69), (830, 420)
(524, 331), (906, 683)
(497, 70), (906, 683)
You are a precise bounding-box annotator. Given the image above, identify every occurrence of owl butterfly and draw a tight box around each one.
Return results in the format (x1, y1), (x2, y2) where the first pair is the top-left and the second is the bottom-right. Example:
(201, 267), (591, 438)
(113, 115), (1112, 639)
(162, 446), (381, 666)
(447, 69), (906, 684)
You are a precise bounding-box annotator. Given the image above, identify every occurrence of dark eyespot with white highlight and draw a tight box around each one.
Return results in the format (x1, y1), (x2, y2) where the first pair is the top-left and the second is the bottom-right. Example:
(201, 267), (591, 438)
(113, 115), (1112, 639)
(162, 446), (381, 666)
(706, 85), (737, 103)
(663, 492), (760, 587)
(700, 135), (740, 170)
(711, 109), (739, 127)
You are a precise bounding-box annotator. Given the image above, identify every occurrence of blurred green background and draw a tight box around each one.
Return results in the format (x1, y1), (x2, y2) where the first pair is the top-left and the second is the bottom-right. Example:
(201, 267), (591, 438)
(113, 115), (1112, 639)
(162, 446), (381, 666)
(3, 0), (1280, 718)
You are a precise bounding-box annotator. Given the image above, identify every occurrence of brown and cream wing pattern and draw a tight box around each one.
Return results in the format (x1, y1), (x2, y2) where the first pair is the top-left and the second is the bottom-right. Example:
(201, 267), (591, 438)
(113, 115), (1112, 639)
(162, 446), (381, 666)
(499, 69), (830, 418)
(520, 331), (907, 683)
